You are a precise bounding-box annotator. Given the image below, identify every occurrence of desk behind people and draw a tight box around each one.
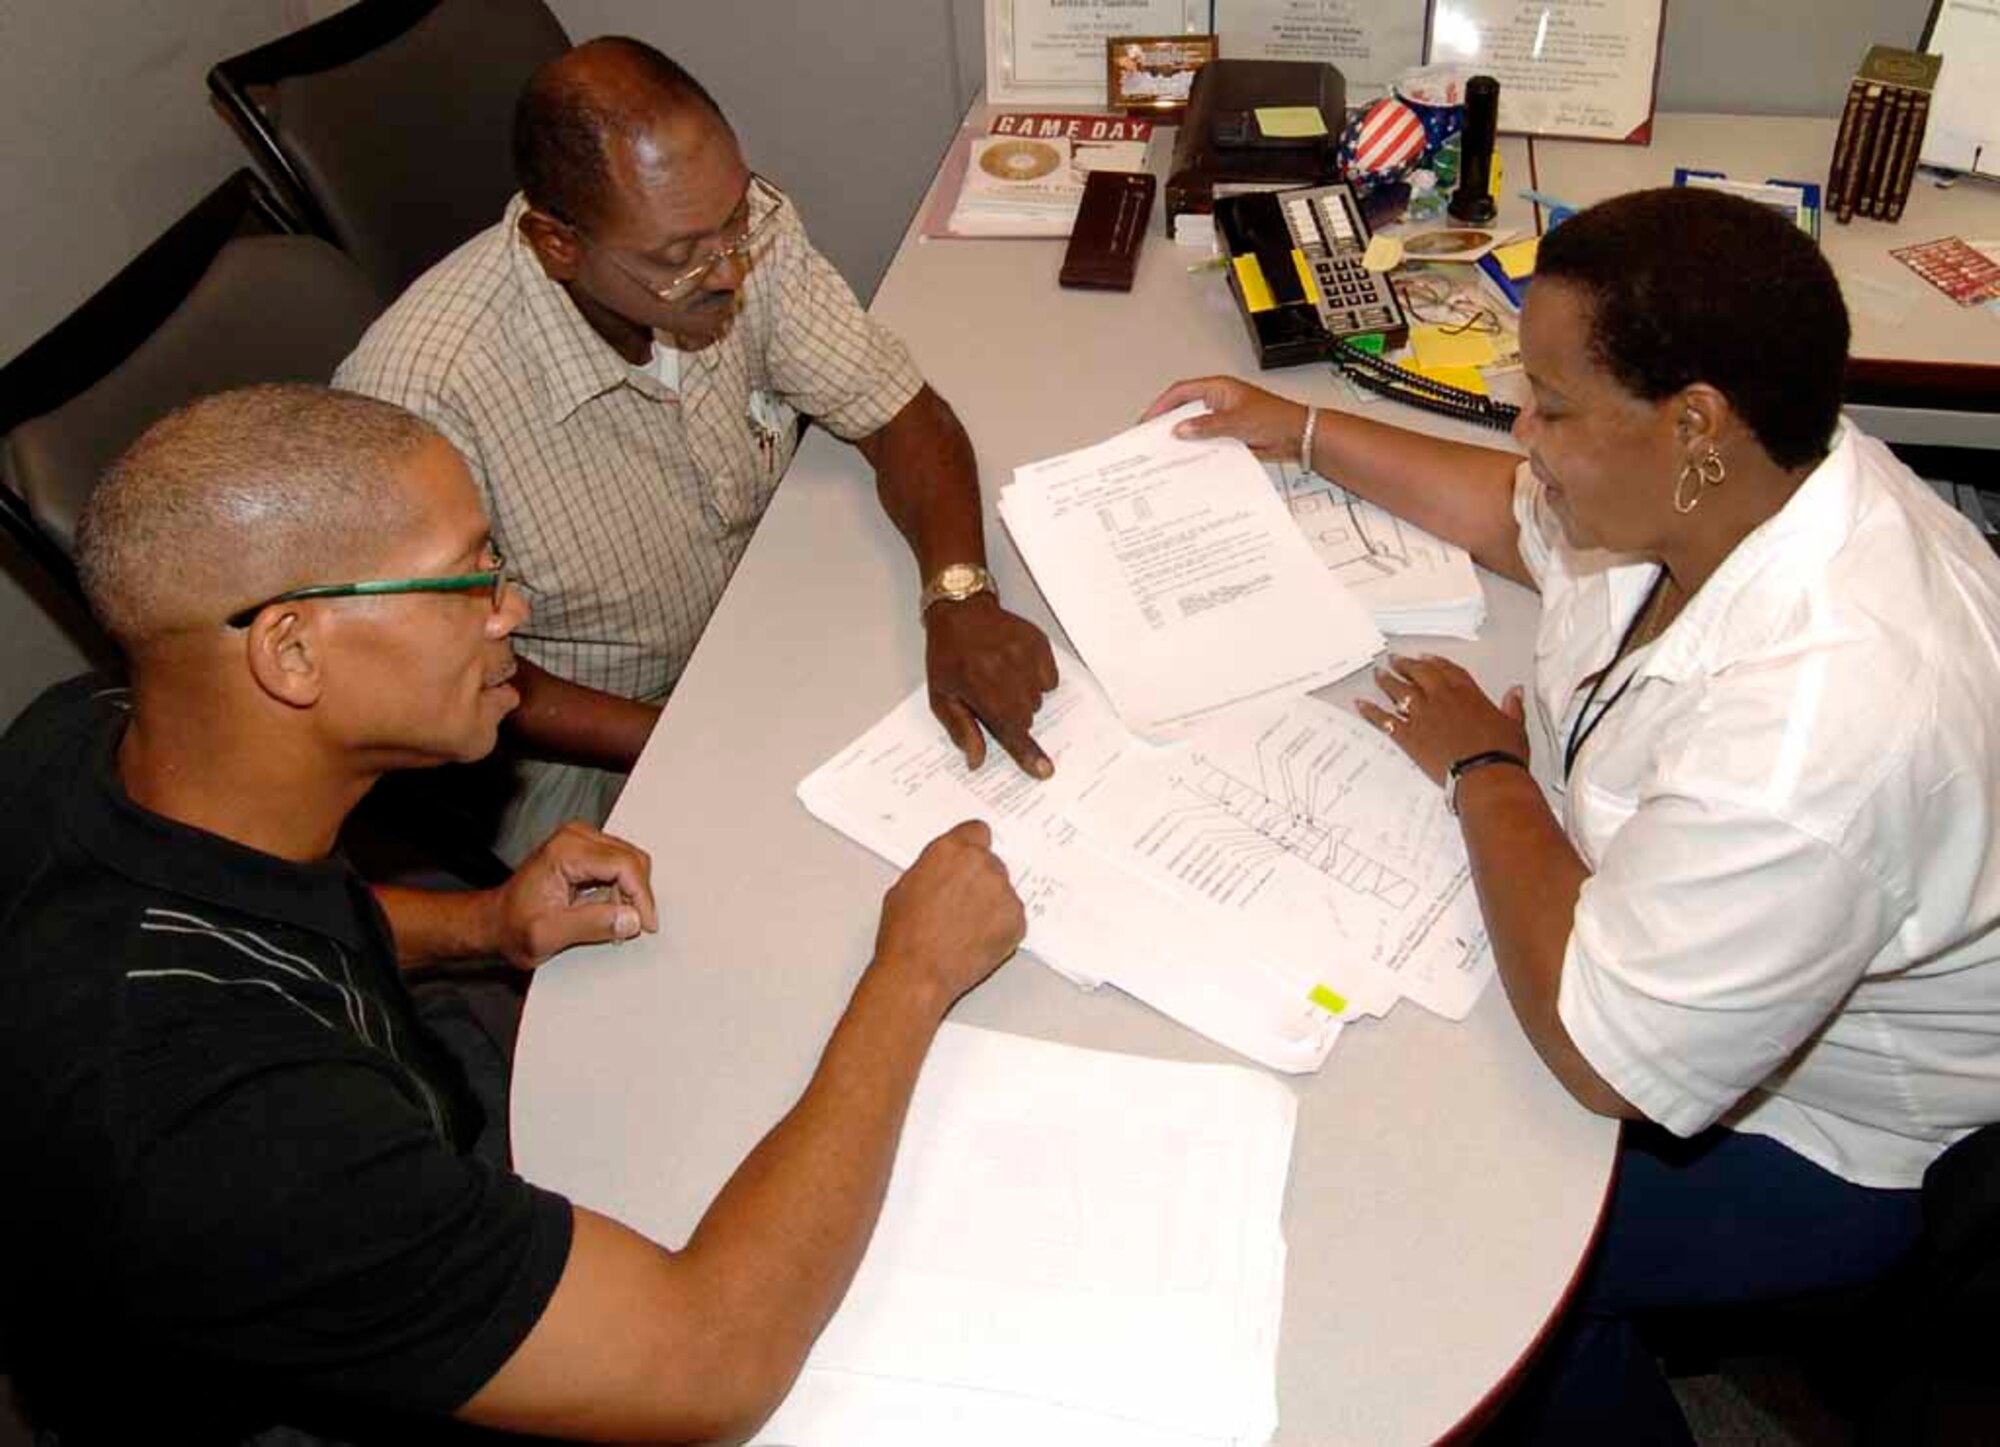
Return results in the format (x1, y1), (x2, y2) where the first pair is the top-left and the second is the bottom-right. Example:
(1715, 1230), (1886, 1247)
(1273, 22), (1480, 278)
(1529, 113), (2000, 428)
(512, 122), (1619, 1443)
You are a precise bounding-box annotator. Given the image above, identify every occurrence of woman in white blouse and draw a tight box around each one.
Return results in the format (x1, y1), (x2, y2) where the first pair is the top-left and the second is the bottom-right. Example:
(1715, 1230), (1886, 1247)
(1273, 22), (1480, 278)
(1148, 186), (2000, 1443)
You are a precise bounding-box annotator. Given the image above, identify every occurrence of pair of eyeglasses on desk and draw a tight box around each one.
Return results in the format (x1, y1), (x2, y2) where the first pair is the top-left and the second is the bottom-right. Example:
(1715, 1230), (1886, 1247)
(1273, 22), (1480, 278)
(1393, 272), (1505, 336)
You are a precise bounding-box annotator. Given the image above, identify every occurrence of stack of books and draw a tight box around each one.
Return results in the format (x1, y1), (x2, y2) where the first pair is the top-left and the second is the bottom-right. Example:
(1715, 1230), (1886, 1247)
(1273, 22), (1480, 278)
(1828, 44), (1944, 224)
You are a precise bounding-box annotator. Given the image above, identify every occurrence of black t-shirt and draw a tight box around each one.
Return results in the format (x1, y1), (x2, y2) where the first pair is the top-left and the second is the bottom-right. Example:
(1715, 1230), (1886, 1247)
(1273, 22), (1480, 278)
(0, 678), (574, 1443)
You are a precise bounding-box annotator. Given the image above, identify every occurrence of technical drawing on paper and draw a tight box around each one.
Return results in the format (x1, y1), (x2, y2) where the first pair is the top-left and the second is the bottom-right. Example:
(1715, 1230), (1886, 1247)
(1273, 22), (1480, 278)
(1265, 460), (1485, 636)
(1127, 710), (1427, 918)
(1077, 697), (1494, 1019)
(1274, 463), (1416, 584)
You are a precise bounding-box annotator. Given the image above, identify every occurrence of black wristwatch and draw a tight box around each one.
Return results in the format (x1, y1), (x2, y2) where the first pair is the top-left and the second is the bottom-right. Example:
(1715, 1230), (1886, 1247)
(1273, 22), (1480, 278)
(1444, 750), (1529, 817)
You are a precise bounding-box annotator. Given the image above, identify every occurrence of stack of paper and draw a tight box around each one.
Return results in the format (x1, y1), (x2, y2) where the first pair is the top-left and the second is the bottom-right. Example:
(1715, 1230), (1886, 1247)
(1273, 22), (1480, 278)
(1271, 460), (1487, 638)
(947, 135), (1148, 237)
(950, 135), (1083, 234)
(798, 650), (1494, 1074)
(1000, 404), (1385, 743)
(752, 1023), (1296, 1447)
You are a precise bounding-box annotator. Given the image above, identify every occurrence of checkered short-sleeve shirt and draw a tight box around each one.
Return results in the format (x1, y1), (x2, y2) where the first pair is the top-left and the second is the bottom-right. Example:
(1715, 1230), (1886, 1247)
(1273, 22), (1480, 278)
(336, 188), (923, 702)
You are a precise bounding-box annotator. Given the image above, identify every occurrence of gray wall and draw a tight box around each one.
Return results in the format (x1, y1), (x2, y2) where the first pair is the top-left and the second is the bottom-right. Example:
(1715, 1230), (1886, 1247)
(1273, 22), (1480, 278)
(0, 0), (1941, 727)
(0, 0), (313, 723)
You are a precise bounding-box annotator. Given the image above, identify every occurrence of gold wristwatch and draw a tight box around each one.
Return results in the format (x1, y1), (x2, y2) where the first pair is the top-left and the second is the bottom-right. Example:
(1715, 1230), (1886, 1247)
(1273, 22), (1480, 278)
(919, 562), (996, 615)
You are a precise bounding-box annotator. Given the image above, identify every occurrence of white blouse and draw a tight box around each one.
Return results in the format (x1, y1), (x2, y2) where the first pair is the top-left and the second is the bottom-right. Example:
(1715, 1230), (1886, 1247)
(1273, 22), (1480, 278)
(1516, 420), (2000, 1189)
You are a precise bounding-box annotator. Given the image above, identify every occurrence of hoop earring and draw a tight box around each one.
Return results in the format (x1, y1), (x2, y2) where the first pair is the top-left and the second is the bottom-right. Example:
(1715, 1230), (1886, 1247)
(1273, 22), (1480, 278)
(1673, 446), (1727, 515)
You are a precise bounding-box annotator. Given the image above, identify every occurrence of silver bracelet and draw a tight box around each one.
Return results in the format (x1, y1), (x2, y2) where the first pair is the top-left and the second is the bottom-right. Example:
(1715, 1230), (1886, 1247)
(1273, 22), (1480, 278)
(1299, 405), (1319, 478)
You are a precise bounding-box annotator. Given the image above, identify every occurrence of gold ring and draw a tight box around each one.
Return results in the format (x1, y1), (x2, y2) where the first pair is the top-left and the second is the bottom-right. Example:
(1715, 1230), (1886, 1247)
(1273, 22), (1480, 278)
(1382, 718), (1397, 736)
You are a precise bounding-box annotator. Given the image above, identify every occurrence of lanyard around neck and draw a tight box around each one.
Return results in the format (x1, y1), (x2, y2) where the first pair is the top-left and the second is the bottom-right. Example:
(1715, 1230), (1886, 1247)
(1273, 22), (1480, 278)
(1562, 568), (1670, 782)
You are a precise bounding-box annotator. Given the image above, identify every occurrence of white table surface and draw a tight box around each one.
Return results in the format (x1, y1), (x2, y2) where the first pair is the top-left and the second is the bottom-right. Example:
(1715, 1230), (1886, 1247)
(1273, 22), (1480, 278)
(1525, 112), (2000, 378)
(511, 119), (1629, 1445)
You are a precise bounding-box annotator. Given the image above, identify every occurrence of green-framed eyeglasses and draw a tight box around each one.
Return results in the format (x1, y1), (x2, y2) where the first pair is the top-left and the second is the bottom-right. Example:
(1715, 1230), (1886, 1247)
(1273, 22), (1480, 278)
(226, 557), (511, 629)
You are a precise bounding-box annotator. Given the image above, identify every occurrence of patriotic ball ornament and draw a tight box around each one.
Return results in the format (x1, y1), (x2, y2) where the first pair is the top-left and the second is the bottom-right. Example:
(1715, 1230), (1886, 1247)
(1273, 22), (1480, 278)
(1339, 97), (1433, 191)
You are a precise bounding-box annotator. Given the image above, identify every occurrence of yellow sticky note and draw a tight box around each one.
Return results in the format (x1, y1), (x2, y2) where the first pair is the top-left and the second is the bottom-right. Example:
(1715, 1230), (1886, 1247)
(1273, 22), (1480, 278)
(1362, 234), (1403, 272)
(1309, 984), (1348, 1015)
(1293, 249), (1320, 303)
(1492, 236), (1539, 280)
(1256, 106), (1328, 139)
(1232, 253), (1275, 312)
(1411, 361), (1490, 396)
(1410, 324), (1498, 370)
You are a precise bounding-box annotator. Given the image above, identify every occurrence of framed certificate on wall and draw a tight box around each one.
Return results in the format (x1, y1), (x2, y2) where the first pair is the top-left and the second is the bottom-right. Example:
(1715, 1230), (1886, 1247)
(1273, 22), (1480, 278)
(1427, 0), (1665, 142)
(1214, 0), (1432, 100)
(987, 0), (1214, 105)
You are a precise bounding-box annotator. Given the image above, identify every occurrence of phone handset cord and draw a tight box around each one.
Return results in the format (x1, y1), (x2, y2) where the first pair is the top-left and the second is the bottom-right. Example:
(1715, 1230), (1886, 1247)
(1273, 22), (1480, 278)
(1325, 337), (1521, 433)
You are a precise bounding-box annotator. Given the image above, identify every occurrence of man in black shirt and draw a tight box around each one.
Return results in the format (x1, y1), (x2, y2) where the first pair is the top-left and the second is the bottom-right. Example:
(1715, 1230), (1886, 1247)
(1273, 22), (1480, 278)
(0, 384), (1025, 1443)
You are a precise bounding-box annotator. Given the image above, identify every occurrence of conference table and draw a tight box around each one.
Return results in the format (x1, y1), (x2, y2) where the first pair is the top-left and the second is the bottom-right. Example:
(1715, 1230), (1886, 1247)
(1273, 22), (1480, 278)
(511, 107), (2000, 1441)
(512, 107), (2000, 1446)
(509, 105), (1637, 1444)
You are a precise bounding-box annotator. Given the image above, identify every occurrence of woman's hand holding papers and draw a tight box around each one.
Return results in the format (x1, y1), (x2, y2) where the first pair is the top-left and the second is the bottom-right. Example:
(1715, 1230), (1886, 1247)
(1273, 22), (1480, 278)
(1140, 376), (1310, 461)
(873, 819), (1028, 1015)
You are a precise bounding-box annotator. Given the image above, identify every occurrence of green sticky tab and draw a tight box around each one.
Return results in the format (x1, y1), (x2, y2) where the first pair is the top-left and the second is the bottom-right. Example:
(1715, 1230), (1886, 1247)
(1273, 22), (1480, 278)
(1348, 333), (1387, 355)
(1309, 984), (1348, 1015)
(1256, 106), (1328, 139)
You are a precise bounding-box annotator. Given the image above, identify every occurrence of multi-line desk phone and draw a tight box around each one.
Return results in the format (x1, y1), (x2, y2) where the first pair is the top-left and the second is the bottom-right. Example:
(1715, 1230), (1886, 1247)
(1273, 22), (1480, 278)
(1213, 180), (1519, 432)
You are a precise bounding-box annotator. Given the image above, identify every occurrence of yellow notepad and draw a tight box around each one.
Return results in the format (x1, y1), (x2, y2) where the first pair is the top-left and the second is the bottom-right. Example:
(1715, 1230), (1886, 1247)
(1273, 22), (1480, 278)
(1410, 325), (1498, 370)
(1255, 106), (1328, 138)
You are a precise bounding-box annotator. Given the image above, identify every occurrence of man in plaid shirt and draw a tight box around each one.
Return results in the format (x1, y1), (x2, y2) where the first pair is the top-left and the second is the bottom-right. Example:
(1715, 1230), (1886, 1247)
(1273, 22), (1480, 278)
(340, 37), (1059, 861)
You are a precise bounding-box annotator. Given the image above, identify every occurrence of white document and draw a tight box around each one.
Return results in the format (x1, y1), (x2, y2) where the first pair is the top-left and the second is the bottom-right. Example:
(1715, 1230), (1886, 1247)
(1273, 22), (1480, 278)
(1428, 0), (1666, 143)
(1270, 459), (1487, 639)
(1073, 695), (1495, 1021)
(798, 655), (1349, 1070)
(1215, 0), (1429, 99)
(752, 1023), (1296, 1447)
(1001, 403), (1384, 741)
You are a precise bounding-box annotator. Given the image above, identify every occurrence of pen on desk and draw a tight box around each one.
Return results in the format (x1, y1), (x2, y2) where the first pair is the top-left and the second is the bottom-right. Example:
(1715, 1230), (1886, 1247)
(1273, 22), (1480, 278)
(1516, 188), (1574, 213)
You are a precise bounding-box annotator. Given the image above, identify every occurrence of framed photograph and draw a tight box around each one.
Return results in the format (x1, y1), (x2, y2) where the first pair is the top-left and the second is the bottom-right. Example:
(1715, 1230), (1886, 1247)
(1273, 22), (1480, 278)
(1425, 0), (1666, 143)
(1214, 0), (1431, 100)
(986, 0), (1213, 106)
(1108, 34), (1219, 114)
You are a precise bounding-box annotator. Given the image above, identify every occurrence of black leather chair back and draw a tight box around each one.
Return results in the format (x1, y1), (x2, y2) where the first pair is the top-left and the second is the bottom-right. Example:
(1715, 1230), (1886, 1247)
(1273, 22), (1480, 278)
(208, 0), (570, 300)
(0, 171), (382, 602)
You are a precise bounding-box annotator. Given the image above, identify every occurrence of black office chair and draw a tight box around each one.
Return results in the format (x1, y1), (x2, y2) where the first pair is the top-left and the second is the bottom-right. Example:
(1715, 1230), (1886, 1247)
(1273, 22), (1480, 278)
(207, 0), (571, 301)
(1646, 1119), (2000, 1442)
(0, 168), (509, 897)
(1855, 1120), (2000, 1445)
(0, 168), (381, 608)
